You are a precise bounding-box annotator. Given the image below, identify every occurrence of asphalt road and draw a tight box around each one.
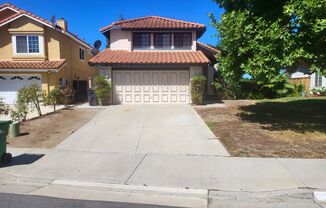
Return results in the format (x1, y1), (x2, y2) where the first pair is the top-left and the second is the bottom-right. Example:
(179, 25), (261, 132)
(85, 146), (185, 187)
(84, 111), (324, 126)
(0, 193), (180, 208)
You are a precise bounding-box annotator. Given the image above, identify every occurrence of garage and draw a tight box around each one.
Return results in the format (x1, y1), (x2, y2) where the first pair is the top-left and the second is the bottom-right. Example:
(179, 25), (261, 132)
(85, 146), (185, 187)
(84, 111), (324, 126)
(112, 69), (190, 104)
(0, 74), (42, 104)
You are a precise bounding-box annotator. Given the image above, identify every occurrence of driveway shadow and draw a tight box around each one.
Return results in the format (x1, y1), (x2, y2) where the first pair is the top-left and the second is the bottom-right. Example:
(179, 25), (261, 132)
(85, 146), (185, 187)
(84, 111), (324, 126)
(0, 154), (44, 168)
(237, 98), (326, 133)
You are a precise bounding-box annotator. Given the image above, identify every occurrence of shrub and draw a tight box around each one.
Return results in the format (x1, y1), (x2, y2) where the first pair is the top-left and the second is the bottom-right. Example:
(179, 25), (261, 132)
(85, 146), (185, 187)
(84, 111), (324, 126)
(0, 97), (9, 115)
(60, 87), (73, 107)
(94, 75), (111, 105)
(291, 83), (306, 97)
(190, 75), (206, 105)
(44, 87), (62, 111)
(10, 88), (31, 121)
(23, 84), (43, 116)
(312, 87), (326, 96)
(212, 80), (224, 100)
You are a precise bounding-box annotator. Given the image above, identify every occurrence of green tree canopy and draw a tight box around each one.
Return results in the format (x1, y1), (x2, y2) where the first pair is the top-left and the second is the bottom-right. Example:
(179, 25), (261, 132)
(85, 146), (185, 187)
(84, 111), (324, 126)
(210, 0), (326, 98)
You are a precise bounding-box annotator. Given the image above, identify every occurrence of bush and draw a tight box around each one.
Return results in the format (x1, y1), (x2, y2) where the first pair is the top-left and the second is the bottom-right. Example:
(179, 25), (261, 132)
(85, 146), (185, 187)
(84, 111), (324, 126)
(312, 87), (326, 96)
(0, 97), (9, 115)
(94, 75), (111, 105)
(190, 75), (206, 105)
(60, 87), (73, 107)
(291, 83), (306, 97)
(23, 84), (43, 116)
(10, 88), (31, 121)
(212, 80), (224, 100)
(44, 87), (62, 111)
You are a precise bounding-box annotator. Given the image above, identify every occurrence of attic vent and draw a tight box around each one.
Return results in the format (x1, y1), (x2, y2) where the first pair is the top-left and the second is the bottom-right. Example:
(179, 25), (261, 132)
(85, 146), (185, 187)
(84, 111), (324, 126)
(11, 76), (24, 80)
(28, 76), (41, 80)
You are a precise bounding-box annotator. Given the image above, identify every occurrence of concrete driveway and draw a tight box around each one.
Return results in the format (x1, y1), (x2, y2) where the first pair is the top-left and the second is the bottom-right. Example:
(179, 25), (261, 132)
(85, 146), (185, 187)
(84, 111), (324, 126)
(56, 105), (229, 156)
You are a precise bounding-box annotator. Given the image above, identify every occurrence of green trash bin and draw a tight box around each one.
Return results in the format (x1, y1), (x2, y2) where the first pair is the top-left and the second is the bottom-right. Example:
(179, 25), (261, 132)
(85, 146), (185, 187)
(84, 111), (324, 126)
(0, 120), (12, 164)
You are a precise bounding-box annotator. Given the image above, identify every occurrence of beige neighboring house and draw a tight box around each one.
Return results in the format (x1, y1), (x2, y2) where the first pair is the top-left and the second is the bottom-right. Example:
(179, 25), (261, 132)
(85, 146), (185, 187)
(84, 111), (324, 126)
(290, 67), (326, 94)
(89, 16), (219, 104)
(0, 3), (96, 104)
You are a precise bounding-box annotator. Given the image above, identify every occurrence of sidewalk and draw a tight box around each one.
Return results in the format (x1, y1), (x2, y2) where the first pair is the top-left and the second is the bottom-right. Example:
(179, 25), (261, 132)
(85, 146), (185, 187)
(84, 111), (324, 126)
(3, 148), (325, 191)
(0, 147), (325, 207)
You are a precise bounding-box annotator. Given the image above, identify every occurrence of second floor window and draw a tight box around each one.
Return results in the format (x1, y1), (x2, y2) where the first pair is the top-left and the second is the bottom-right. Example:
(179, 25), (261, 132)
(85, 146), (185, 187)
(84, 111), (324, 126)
(154, 33), (171, 49)
(174, 33), (192, 49)
(16, 35), (40, 54)
(79, 47), (85, 60)
(133, 33), (150, 49)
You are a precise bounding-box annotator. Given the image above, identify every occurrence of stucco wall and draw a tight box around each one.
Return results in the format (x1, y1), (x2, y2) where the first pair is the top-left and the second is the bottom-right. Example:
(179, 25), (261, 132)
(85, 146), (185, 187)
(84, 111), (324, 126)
(0, 25), (12, 61)
(0, 16), (96, 93)
(9, 16), (46, 61)
(110, 30), (132, 51)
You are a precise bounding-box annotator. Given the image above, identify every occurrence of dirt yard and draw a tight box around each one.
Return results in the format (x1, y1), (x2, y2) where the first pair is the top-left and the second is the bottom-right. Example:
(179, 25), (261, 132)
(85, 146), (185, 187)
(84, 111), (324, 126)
(8, 108), (103, 148)
(196, 97), (326, 158)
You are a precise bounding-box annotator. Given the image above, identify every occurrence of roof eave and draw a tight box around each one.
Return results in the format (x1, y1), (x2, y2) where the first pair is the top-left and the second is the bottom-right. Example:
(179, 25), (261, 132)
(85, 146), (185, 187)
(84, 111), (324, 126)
(88, 62), (209, 67)
(0, 61), (67, 73)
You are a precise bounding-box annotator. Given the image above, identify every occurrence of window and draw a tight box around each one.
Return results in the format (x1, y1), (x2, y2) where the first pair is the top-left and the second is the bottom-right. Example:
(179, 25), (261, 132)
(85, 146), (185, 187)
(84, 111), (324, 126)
(133, 33), (151, 49)
(79, 47), (85, 60)
(15, 35), (40, 54)
(174, 33), (192, 49)
(315, 74), (323, 87)
(154, 33), (171, 49)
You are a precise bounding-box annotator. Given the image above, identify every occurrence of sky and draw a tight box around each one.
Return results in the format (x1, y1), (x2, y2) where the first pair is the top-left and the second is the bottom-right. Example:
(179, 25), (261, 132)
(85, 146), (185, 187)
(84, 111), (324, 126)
(2, 0), (223, 49)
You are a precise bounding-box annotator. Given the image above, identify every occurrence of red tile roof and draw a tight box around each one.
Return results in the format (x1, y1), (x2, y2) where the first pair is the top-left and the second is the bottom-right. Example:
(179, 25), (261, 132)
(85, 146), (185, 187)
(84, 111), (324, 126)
(0, 60), (67, 71)
(89, 50), (210, 66)
(0, 3), (92, 49)
(100, 16), (206, 32)
(0, 12), (20, 25)
(197, 42), (221, 54)
(0, 3), (53, 26)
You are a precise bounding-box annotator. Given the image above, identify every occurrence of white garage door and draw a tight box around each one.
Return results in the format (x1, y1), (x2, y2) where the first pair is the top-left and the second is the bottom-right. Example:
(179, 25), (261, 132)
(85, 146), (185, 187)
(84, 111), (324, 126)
(0, 75), (42, 104)
(112, 70), (190, 104)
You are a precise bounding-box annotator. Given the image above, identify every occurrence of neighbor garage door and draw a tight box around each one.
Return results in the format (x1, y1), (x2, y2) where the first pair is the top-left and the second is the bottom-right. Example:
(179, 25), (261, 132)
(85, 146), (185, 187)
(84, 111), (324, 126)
(112, 70), (190, 104)
(0, 75), (42, 104)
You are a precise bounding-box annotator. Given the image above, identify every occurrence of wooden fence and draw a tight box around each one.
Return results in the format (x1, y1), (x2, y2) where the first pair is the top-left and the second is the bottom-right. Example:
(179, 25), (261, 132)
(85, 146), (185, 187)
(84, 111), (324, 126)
(290, 77), (310, 94)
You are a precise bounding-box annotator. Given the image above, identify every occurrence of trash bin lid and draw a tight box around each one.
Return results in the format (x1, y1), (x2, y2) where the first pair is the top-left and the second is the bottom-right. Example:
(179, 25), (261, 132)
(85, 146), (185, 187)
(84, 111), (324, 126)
(0, 120), (12, 125)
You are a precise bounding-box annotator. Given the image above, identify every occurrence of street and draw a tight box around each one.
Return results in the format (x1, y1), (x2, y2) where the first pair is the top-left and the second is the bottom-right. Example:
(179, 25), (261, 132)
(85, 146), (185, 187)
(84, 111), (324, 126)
(0, 193), (180, 208)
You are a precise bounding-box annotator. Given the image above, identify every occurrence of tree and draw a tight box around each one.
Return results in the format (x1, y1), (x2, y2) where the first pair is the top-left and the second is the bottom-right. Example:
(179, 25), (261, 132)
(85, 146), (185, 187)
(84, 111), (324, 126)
(45, 87), (62, 112)
(284, 0), (326, 75)
(210, 0), (325, 98)
(24, 84), (43, 116)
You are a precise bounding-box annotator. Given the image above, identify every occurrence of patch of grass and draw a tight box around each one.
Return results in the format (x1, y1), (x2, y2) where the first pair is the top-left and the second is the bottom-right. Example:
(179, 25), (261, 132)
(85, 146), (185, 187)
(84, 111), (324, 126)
(239, 97), (326, 133)
(257, 96), (326, 103)
(196, 98), (326, 158)
(206, 122), (217, 130)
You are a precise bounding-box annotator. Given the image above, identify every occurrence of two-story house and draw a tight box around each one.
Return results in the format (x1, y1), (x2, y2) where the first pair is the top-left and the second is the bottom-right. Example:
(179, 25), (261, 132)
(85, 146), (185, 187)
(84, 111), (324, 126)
(0, 3), (95, 104)
(89, 16), (218, 104)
